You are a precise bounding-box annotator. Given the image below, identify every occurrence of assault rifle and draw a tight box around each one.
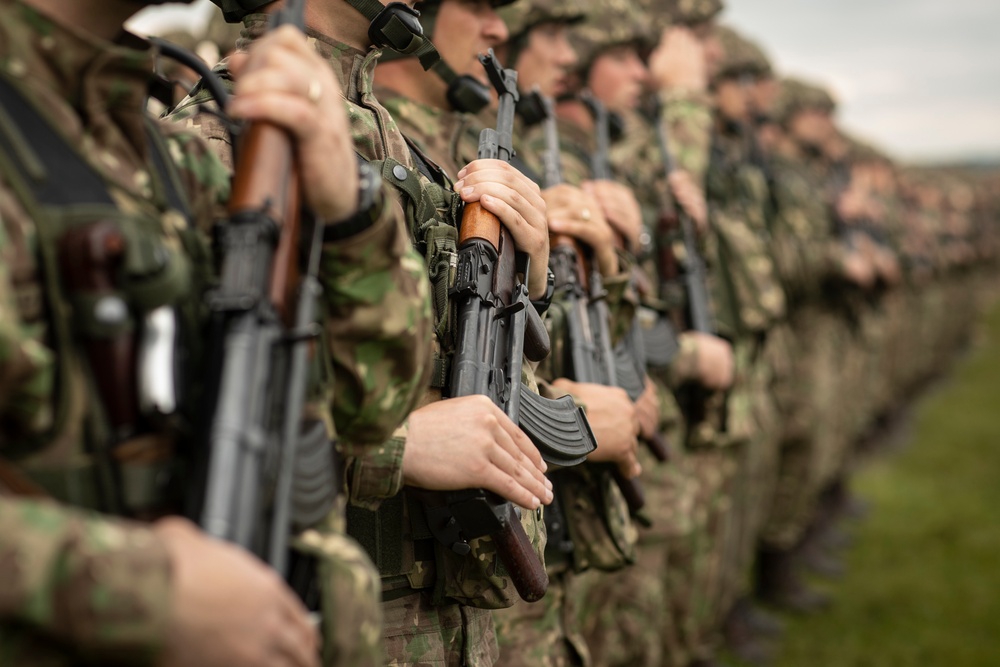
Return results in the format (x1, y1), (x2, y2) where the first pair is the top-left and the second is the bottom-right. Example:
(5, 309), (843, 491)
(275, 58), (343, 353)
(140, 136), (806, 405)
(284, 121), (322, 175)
(198, 0), (336, 577)
(653, 109), (715, 335)
(544, 94), (665, 517)
(433, 51), (597, 603)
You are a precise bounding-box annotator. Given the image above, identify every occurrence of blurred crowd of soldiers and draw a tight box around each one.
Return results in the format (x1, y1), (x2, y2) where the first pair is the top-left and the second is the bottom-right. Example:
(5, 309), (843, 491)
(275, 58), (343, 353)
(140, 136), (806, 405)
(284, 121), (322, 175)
(2, 0), (999, 666)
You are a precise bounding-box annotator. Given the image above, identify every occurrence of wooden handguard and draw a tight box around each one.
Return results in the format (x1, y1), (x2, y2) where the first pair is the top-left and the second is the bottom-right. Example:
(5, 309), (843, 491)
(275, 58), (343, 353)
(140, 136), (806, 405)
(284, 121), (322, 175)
(229, 122), (301, 325)
(459, 201), (502, 250)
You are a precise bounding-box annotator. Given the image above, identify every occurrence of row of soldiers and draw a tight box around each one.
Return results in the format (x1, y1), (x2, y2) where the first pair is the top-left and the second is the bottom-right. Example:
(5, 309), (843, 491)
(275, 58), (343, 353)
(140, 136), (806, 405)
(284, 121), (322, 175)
(1, 0), (997, 666)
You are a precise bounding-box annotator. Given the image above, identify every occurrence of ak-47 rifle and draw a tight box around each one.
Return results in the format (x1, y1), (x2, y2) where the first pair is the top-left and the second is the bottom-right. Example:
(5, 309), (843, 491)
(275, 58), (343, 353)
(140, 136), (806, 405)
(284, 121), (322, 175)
(434, 51), (597, 603)
(582, 93), (672, 464)
(198, 0), (336, 577)
(653, 109), (715, 335)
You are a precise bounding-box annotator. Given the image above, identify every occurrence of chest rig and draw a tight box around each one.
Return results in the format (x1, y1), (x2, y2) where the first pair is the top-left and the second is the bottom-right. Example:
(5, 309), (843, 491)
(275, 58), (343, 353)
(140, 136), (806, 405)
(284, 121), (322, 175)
(0, 73), (211, 515)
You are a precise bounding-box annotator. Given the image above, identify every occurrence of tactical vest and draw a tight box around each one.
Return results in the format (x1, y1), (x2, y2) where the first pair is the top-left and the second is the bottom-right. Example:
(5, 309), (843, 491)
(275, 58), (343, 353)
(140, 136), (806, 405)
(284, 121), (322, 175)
(0, 73), (211, 515)
(347, 142), (553, 609)
(706, 136), (786, 339)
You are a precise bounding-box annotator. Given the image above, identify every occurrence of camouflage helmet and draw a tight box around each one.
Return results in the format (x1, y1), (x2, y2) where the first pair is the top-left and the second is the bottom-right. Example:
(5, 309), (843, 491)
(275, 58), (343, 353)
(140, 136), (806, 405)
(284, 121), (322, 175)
(634, 0), (673, 34)
(712, 25), (772, 81)
(570, 0), (655, 76)
(773, 76), (837, 126)
(209, 0), (272, 23)
(671, 0), (725, 27)
(498, 0), (586, 43)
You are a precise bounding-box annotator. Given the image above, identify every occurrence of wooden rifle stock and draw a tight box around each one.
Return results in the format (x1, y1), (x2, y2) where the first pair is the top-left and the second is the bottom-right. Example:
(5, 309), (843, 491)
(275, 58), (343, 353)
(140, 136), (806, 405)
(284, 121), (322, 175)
(229, 121), (301, 326)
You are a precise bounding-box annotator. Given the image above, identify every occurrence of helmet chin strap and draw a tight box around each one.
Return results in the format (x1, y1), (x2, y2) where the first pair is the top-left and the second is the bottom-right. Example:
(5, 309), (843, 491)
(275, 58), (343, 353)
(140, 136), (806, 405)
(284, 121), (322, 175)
(350, 0), (491, 113)
(344, 0), (440, 69)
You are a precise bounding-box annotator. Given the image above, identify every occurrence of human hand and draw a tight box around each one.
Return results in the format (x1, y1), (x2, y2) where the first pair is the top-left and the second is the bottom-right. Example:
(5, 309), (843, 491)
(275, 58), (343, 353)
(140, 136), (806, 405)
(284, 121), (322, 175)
(635, 376), (662, 441)
(454, 160), (550, 299)
(583, 180), (644, 254)
(648, 27), (708, 93)
(551, 379), (641, 478)
(402, 396), (554, 509)
(668, 170), (709, 235)
(545, 184), (619, 276)
(690, 332), (735, 391)
(228, 26), (359, 223)
(155, 517), (319, 667)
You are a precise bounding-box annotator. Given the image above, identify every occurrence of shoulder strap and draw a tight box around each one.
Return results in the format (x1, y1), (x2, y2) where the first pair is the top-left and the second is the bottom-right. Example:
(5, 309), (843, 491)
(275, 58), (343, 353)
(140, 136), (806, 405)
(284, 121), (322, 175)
(0, 74), (114, 207)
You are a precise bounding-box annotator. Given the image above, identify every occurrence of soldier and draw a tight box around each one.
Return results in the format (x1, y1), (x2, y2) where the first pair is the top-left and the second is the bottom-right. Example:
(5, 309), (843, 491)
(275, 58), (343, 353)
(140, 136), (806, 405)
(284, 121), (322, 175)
(0, 0), (438, 665)
(187, 1), (568, 665)
(374, 3), (653, 665)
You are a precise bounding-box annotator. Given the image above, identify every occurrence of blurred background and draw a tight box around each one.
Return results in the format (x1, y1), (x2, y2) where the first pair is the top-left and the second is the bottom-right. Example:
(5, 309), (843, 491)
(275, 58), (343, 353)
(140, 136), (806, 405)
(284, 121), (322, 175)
(131, 0), (1000, 165)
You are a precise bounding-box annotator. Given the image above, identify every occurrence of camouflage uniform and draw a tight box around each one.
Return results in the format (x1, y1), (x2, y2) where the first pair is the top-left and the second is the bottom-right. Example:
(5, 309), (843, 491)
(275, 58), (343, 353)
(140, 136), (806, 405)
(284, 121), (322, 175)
(0, 1), (436, 665)
(186, 6), (561, 665)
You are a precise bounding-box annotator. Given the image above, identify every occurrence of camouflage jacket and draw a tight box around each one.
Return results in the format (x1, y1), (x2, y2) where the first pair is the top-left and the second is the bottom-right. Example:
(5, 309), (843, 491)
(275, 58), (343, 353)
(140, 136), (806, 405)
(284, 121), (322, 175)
(0, 3), (231, 661)
(768, 148), (845, 304)
(704, 125), (785, 338)
(658, 88), (714, 186)
(170, 15), (435, 511)
(369, 90), (552, 608)
(0, 3), (423, 664)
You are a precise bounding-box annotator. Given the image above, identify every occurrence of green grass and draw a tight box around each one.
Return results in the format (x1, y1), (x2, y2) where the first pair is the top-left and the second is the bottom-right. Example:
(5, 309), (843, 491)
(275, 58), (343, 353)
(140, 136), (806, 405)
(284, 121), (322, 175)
(775, 303), (1000, 667)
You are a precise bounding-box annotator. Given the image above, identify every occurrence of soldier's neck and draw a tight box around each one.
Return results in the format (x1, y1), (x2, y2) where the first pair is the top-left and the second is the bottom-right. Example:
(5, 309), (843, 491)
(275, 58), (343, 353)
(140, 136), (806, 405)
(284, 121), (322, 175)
(305, 2), (371, 52)
(374, 60), (449, 111)
(556, 99), (594, 133)
(24, 0), (134, 42)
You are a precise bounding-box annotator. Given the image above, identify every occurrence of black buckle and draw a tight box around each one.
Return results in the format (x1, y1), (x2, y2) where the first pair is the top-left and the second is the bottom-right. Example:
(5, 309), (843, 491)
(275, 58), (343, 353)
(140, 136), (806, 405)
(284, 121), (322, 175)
(369, 2), (425, 54)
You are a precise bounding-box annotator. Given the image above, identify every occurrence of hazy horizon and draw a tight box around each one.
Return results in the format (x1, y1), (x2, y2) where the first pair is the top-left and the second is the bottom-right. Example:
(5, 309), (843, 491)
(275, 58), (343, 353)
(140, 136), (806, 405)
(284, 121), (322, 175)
(130, 0), (1000, 164)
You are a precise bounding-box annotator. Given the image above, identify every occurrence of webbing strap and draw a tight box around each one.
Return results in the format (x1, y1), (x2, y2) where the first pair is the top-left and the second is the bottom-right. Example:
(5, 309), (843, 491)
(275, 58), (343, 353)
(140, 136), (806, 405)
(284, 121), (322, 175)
(0, 75), (114, 206)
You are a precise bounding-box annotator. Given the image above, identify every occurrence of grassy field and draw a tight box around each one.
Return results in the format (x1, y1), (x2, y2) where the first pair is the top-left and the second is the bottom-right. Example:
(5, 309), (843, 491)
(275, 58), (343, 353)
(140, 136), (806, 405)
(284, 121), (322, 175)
(775, 304), (1000, 667)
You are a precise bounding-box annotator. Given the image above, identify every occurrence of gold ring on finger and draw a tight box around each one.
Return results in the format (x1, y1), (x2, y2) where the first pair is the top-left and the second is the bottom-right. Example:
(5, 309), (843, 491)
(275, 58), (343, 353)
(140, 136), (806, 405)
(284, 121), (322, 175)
(307, 80), (322, 104)
(581, 208), (592, 222)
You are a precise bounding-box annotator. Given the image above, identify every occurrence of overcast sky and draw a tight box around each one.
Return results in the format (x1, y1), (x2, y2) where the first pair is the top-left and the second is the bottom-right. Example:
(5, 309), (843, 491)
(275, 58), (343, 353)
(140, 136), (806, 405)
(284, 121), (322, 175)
(131, 0), (1000, 164)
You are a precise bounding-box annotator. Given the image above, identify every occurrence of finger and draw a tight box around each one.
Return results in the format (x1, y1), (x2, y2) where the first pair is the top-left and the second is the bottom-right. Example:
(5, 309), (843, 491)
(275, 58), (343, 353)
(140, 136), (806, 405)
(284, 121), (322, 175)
(456, 169), (545, 211)
(481, 439), (545, 508)
(548, 219), (603, 247)
(273, 612), (321, 667)
(470, 193), (542, 250)
(228, 93), (326, 139)
(487, 441), (552, 506)
(490, 404), (548, 474)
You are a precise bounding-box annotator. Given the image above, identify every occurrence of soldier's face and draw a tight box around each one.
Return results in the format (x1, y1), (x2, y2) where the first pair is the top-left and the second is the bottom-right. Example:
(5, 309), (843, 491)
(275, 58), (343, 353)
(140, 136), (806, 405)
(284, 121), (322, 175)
(436, 0), (509, 85)
(589, 45), (648, 114)
(751, 77), (778, 116)
(789, 108), (830, 148)
(514, 22), (578, 98)
(715, 78), (748, 122)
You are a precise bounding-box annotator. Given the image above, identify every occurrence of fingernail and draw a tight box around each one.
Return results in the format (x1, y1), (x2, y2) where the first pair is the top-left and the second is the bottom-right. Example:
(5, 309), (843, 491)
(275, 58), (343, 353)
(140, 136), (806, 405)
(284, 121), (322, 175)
(541, 460), (549, 473)
(531, 496), (541, 508)
(481, 194), (493, 204)
(545, 489), (554, 503)
(544, 476), (553, 489)
(457, 167), (468, 179)
(453, 179), (464, 190)
(461, 187), (474, 197)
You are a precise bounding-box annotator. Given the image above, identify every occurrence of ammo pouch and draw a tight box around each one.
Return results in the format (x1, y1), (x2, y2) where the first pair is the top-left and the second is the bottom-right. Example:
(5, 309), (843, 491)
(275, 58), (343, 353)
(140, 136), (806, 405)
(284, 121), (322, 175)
(366, 152), (464, 389)
(0, 73), (209, 514)
(347, 487), (545, 609)
(546, 466), (637, 574)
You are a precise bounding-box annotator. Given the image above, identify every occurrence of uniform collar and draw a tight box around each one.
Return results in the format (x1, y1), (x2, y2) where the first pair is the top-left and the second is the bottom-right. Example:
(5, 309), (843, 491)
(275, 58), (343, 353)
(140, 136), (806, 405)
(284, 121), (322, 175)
(239, 13), (383, 104)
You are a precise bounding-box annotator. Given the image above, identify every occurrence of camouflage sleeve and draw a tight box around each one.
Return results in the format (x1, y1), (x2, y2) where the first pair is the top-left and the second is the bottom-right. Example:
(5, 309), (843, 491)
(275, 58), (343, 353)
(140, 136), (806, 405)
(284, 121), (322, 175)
(659, 89), (713, 186)
(318, 189), (433, 447)
(0, 214), (52, 442)
(0, 498), (171, 664)
(162, 113), (434, 450)
(345, 423), (407, 511)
